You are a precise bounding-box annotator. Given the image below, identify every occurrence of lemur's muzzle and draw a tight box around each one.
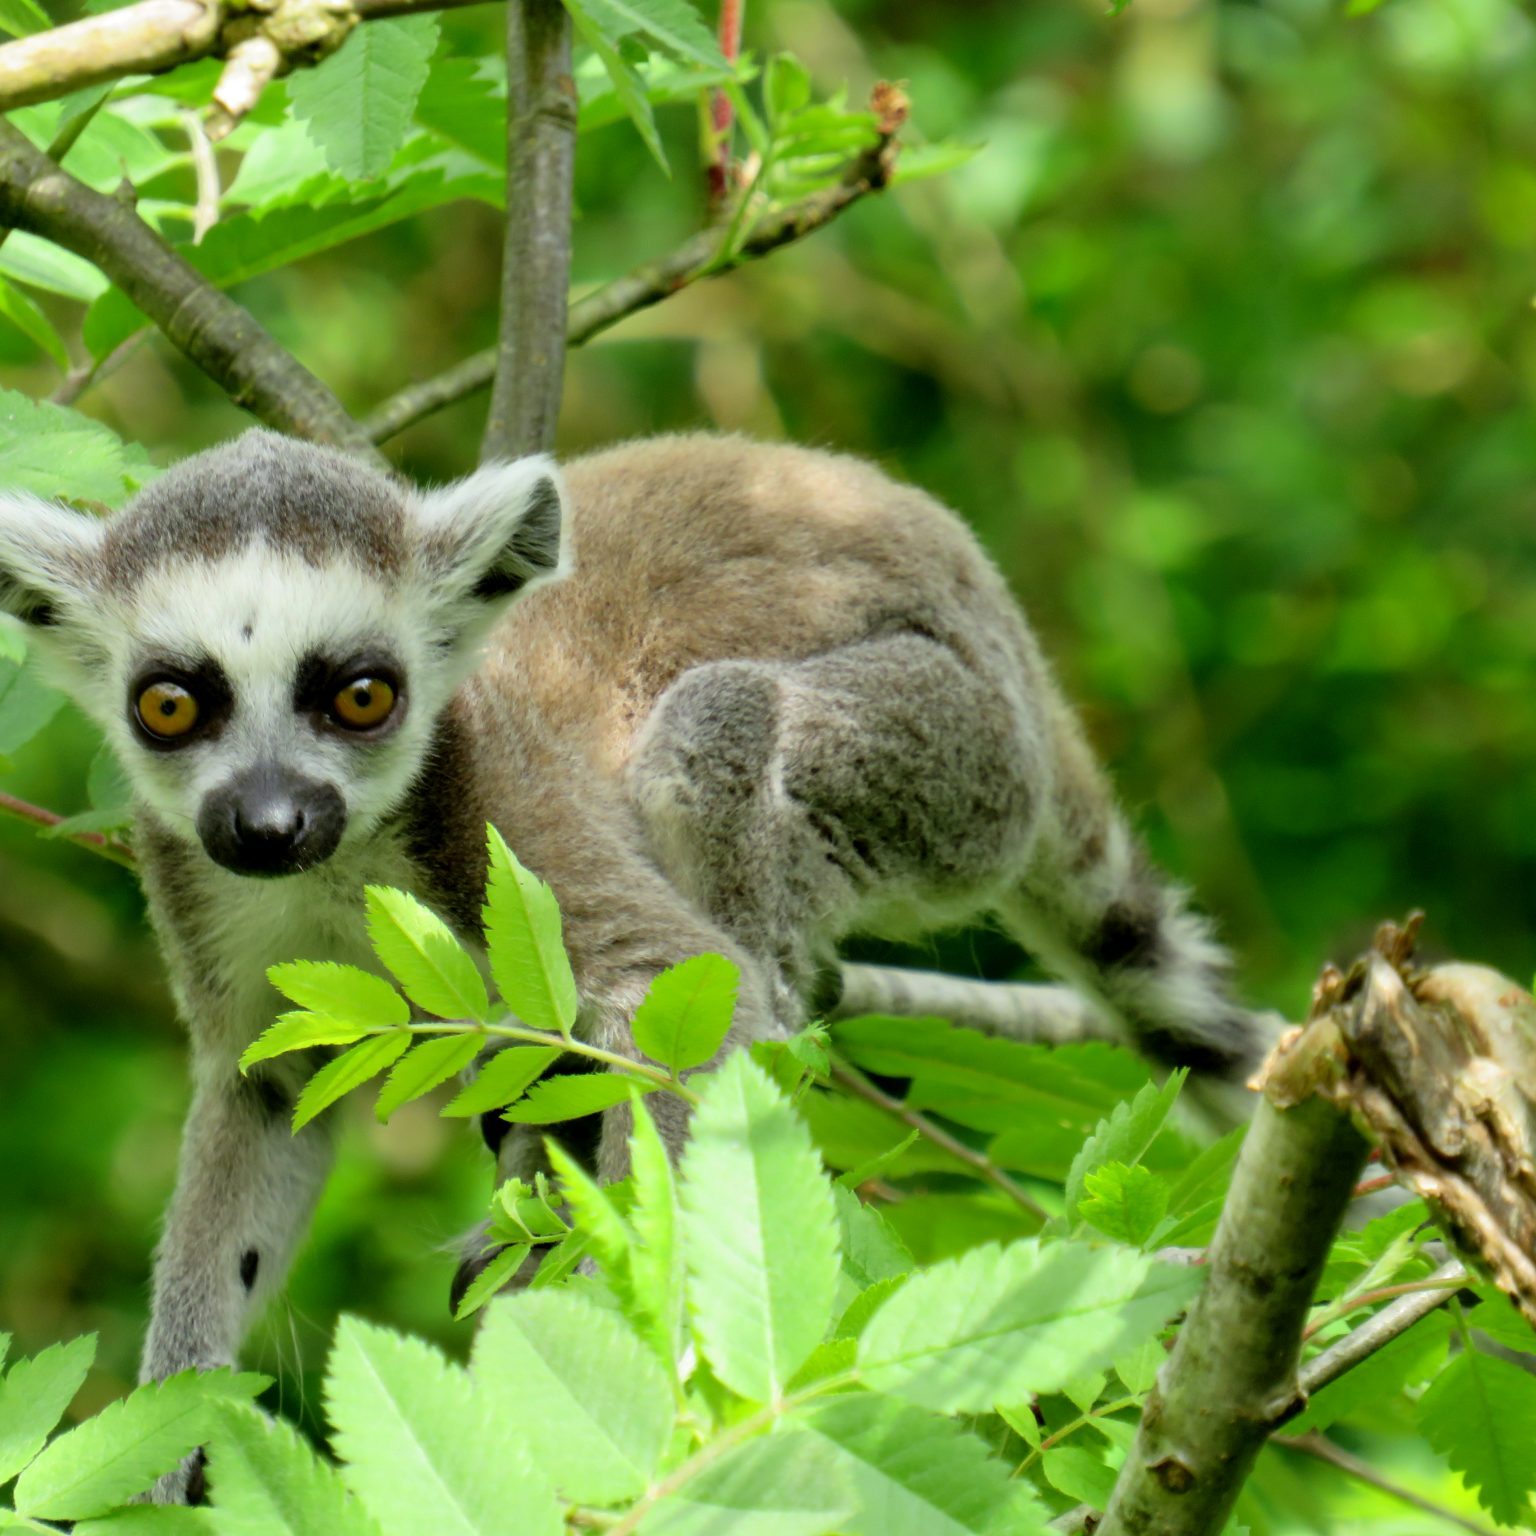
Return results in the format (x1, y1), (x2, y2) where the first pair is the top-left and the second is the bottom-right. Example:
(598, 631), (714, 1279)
(197, 763), (345, 878)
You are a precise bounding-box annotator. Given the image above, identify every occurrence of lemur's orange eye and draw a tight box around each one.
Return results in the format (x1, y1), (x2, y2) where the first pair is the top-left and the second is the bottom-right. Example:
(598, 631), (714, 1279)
(136, 681), (199, 739)
(332, 677), (396, 730)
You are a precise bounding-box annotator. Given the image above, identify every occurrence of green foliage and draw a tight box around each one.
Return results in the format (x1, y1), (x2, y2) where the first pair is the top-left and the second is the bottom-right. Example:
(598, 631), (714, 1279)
(483, 825), (578, 1038)
(631, 952), (738, 1073)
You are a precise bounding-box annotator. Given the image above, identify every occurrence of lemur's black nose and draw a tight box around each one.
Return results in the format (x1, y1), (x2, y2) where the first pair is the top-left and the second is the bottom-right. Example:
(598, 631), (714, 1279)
(197, 763), (345, 877)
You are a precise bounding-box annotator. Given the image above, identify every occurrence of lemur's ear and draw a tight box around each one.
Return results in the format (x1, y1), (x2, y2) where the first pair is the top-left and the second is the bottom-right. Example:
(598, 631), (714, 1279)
(0, 492), (104, 628)
(413, 457), (568, 611)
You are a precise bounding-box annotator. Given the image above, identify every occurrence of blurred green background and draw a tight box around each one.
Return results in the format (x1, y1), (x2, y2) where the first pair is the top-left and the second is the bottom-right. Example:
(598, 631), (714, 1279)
(1, 0), (1533, 1516)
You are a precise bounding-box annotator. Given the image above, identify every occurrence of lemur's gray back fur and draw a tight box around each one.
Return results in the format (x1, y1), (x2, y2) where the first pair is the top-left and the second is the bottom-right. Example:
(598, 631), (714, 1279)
(0, 430), (1265, 1503)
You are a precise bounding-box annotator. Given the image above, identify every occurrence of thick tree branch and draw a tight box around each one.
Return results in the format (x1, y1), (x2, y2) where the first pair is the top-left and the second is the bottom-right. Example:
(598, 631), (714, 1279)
(366, 107), (905, 445)
(0, 0), (491, 126)
(0, 122), (380, 457)
(480, 0), (575, 462)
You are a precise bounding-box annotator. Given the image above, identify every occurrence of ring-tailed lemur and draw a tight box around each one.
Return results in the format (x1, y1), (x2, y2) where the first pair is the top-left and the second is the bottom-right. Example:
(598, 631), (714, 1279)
(0, 431), (1264, 1501)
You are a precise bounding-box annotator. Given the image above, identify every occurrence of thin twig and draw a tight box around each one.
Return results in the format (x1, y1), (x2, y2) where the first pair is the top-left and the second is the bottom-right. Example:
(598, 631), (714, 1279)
(365, 108), (905, 444)
(0, 122), (379, 456)
(829, 1058), (1047, 1223)
(480, 0), (575, 462)
(1297, 1259), (1468, 1398)
(0, 790), (136, 870)
(706, 0), (744, 207)
(50, 330), (145, 406)
(1302, 1274), (1467, 1341)
(1277, 1432), (1501, 1536)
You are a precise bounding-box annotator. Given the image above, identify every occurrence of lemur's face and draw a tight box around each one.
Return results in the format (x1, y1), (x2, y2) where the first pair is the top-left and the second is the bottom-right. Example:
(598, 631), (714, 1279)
(0, 431), (566, 879)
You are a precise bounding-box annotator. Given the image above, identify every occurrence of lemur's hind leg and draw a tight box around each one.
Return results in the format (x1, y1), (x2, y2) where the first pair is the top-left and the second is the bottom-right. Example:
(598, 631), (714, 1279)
(629, 632), (1046, 1025)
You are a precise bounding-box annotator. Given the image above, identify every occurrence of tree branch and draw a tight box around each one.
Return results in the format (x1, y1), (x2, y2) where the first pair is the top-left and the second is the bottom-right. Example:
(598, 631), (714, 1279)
(365, 108), (904, 445)
(0, 791), (137, 870)
(0, 0), (493, 125)
(480, 0), (575, 462)
(0, 122), (380, 457)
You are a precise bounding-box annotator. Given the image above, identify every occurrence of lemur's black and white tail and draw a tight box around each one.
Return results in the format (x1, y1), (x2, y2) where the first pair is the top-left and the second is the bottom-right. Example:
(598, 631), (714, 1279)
(994, 706), (1274, 1085)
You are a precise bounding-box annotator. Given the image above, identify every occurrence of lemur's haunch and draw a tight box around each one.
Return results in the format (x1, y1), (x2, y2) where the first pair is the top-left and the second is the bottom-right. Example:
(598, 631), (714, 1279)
(0, 431), (1263, 1501)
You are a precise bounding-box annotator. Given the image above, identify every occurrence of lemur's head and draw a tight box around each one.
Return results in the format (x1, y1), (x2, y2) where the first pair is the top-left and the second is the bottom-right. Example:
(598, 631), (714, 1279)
(0, 430), (567, 878)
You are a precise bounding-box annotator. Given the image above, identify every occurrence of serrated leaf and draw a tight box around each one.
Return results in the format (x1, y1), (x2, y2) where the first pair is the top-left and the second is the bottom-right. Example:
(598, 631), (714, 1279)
(0, 273), (67, 366)
(681, 1051), (840, 1402)
(569, 0), (726, 69)
(72, 1508), (214, 1534)
(325, 1316), (560, 1536)
(858, 1241), (1202, 1413)
(632, 954), (739, 1073)
(288, 17), (439, 181)
(241, 1012), (372, 1071)
(1291, 1311), (1449, 1435)
(1062, 1071), (1187, 1229)
(765, 54), (811, 124)
(1078, 1162), (1169, 1247)
(0, 389), (153, 503)
(204, 1399), (380, 1536)
(546, 1138), (633, 1278)
(1041, 1445), (1117, 1508)
(482, 827), (578, 1035)
(634, 1428), (851, 1536)
(473, 1291), (672, 1504)
(440, 1046), (560, 1117)
(834, 1185), (912, 1291)
(573, 13), (668, 172)
(375, 1033), (483, 1122)
(451, 1244), (530, 1321)
(0, 1334), (96, 1483)
(365, 886), (489, 1022)
(628, 1096), (686, 1368)
(292, 1032), (411, 1130)
(14, 1370), (266, 1520)
(503, 1071), (656, 1123)
(1418, 1342), (1536, 1525)
(267, 961), (410, 1029)
(85, 740), (132, 811)
(803, 1393), (1048, 1536)
(0, 655), (64, 754)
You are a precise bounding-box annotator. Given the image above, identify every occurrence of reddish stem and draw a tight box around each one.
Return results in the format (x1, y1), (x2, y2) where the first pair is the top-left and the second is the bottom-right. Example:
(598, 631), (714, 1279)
(0, 789), (136, 868)
(707, 0), (743, 206)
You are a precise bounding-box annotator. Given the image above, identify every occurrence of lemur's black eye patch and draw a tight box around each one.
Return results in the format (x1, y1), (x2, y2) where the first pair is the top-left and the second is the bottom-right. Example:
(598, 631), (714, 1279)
(294, 647), (406, 740)
(128, 658), (232, 750)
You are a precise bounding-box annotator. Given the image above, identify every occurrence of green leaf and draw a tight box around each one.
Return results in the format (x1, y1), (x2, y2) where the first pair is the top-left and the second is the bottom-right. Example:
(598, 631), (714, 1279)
(0, 274), (67, 367)
(680, 1051), (840, 1402)
(834, 1185), (912, 1291)
(87, 740), (132, 812)
(13, 1369), (266, 1520)
(0, 389), (154, 503)
(413, 56), (504, 167)
(0, 618), (25, 664)
(288, 17), (440, 181)
(632, 954), (739, 1073)
(1041, 1445), (1117, 1508)
(635, 1428), (852, 1536)
(1418, 1341), (1536, 1525)
(440, 1046), (560, 1116)
(325, 1316), (560, 1536)
(375, 1034), (483, 1122)
(1062, 1071), (1187, 1229)
(1078, 1162), (1170, 1247)
(72, 1508), (215, 1533)
(545, 1139), (634, 1281)
(765, 54), (812, 124)
(241, 1012), (373, 1072)
(267, 961), (410, 1029)
(0, 656), (64, 755)
(627, 1096), (687, 1367)
(569, 0), (727, 69)
(0, 1335), (96, 1483)
(573, 13), (668, 172)
(0, 0), (49, 37)
(890, 139), (985, 185)
(203, 1399), (381, 1536)
(365, 886), (489, 1022)
(292, 1032), (412, 1130)
(451, 1244), (530, 1321)
(803, 1393), (1048, 1536)
(502, 1071), (656, 1123)
(858, 1240), (1202, 1413)
(482, 826), (578, 1035)
(473, 1290), (673, 1504)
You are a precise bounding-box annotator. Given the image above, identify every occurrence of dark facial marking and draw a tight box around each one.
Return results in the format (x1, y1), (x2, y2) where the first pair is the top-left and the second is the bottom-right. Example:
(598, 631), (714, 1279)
(240, 1249), (259, 1291)
(241, 622), (254, 641)
(294, 647), (406, 741)
(468, 474), (563, 600)
(128, 656), (232, 751)
(186, 1447), (208, 1507)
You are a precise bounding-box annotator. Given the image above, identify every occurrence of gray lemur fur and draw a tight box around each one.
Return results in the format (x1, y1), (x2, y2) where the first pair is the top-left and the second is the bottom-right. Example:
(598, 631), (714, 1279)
(0, 430), (1266, 1502)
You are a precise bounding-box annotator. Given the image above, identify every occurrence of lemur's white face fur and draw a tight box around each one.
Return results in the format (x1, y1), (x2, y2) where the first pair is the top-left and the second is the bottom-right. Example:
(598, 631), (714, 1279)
(0, 431), (567, 878)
